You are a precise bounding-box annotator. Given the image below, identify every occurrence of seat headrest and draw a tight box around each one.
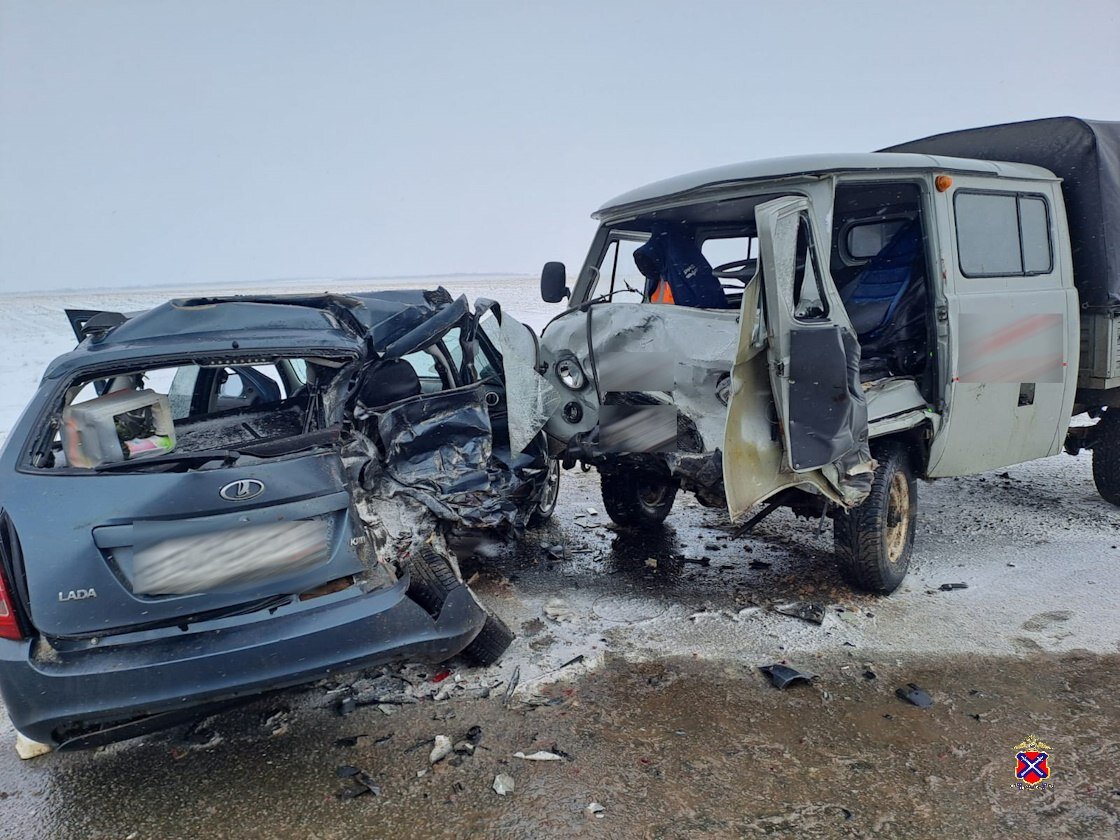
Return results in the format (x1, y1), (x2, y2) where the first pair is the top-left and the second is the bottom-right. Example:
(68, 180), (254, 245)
(358, 358), (422, 408)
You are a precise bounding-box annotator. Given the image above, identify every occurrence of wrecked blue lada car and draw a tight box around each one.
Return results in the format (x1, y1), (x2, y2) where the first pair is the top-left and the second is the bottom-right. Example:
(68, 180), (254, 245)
(0, 289), (560, 748)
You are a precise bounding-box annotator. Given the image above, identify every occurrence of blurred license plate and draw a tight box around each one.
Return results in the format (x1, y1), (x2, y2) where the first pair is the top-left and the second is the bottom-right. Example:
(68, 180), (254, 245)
(132, 520), (330, 596)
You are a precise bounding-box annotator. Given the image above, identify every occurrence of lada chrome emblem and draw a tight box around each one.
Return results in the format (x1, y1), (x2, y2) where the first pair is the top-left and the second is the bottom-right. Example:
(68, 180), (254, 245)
(219, 479), (265, 502)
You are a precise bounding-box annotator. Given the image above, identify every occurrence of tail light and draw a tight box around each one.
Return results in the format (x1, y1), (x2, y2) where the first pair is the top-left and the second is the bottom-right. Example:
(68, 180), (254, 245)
(0, 514), (27, 641)
(0, 569), (22, 640)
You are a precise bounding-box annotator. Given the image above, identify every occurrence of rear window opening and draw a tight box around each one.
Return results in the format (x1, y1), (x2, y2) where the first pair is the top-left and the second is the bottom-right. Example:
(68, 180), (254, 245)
(31, 355), (348, 471)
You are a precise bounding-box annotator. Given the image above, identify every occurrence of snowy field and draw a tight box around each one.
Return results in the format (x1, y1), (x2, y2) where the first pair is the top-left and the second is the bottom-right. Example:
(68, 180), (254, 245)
(0, 275), (551, 448)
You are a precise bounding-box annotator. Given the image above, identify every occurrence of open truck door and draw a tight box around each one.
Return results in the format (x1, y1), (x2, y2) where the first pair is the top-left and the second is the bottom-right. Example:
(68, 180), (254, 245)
(723, 196), (873, 519)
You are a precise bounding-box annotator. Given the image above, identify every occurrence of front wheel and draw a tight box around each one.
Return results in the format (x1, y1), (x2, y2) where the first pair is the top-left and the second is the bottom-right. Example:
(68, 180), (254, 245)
(1092, 410), (1120, 505)
(833, 442), (916, 594)
(601, 470), (678, 527)
(528, 460), (561, 526)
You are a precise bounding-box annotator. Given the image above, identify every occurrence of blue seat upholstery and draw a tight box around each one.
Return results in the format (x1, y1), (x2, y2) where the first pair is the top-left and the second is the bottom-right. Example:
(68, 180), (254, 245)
(840, 221), (922, 341)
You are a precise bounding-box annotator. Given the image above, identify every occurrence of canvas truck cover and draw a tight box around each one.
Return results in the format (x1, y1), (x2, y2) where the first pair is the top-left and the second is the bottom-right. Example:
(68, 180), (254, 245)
(883, 117), (1120, 311)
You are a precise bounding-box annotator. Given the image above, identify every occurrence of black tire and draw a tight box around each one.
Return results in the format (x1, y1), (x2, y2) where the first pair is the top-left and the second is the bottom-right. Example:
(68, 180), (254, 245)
(407, 547), (461, 617)
(528, 459), (561, 527)
(461, 612), (515, 666)
(408, 547), (514, 666)
(600, 470), (678, 527)
(833, 442), (916, 595)
(1092, 410), (1120, 505)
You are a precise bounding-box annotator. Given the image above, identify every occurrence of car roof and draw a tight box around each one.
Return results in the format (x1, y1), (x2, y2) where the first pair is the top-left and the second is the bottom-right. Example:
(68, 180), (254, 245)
(43, 289), (452, 379)
(595, 152), (1057, 217)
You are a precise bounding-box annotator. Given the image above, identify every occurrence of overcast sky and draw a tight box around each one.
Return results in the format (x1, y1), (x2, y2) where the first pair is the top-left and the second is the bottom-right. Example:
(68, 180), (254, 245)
(1, 0), (1118, 292)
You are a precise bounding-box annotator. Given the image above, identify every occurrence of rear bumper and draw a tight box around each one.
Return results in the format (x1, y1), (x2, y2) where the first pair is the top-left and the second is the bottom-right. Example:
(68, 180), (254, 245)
(0, 579), (485, 748)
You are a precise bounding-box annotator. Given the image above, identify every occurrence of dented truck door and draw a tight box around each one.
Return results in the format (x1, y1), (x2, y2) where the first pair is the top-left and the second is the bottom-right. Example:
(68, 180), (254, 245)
(723, 196), (872, 519)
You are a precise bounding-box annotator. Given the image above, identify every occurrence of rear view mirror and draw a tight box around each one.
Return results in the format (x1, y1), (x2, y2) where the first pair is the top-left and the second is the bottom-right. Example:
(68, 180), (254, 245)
(540, 262), (569, 303)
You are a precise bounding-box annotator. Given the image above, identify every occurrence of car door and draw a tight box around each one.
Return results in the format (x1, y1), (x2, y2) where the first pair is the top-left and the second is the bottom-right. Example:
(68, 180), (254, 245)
(925, 179), (1078, 476)
(723, 196), (873, 519)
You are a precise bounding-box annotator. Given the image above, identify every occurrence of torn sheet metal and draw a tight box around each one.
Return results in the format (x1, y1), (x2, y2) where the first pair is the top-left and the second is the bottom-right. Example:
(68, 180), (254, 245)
(542, 303), (740, 453)
(493, 314), (562, 455)
(372, 385), (525, 531)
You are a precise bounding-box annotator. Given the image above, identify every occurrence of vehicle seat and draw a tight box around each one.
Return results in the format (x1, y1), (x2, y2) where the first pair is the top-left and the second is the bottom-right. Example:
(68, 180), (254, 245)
(840, 221), (928, 379)
(358, 358), (422, 408)
(634, 226), (728, 309)
(841, 221), (921, 339)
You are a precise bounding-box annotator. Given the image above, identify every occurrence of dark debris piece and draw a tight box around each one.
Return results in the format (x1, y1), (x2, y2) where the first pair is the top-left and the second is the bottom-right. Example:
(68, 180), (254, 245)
(774, 602), (826, 625)
(938, 582), (969, 591)
(336, 697), (357, 717)
(759, 663), (817, 689)
(748, 560), (772, 570)
(895, 683), (934, 708)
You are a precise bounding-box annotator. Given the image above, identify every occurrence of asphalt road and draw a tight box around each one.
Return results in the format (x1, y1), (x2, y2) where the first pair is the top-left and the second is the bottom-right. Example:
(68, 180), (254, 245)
(0, 449), (1118, 838)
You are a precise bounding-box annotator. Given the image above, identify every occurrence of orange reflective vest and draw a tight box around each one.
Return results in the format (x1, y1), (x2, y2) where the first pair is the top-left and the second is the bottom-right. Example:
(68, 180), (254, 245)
(651, 279), (675, 304)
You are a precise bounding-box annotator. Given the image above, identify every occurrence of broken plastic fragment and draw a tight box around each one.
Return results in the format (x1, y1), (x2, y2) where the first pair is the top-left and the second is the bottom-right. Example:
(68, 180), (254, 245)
(15, 733), (51, 760)
(429, 734), (453, 764)
(586, 802), (606, 819)
(774, 602), (826, 625)
(938, 582), (968, 591)
(513, 750), (563, 761)
(335, 765), (380, 798)
(896, 683), (934, 708)
(492, 773), (515, 795)
(759, 663), (817, 689)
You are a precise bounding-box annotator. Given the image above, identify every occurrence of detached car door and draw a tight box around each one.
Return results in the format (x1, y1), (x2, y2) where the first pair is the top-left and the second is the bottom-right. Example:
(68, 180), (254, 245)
(723, 196), (873, 519)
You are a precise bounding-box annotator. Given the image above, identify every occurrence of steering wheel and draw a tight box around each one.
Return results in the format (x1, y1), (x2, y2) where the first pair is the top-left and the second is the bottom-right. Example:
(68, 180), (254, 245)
(712, 258), (757, 280)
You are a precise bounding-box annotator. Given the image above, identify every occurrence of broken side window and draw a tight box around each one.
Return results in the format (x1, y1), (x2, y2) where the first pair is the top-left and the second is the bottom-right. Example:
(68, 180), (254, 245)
(32, 356), (343, 471)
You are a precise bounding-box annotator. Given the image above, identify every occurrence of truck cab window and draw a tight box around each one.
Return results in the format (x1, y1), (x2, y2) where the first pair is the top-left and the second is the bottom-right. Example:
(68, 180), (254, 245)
(954, 191), (1053, 277)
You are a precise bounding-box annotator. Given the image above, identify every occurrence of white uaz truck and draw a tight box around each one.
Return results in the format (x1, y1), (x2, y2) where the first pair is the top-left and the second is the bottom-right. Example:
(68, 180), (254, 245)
(535, 117), (1120, 594)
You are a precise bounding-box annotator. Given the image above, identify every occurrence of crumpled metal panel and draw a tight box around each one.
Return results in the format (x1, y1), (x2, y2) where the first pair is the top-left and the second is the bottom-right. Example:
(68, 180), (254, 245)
(373, 385), (523, 531)
(496, 316), (562, 455)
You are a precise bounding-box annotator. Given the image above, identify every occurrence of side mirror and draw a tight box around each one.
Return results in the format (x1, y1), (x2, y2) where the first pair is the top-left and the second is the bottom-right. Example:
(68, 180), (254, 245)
(540, 261), (569, 303)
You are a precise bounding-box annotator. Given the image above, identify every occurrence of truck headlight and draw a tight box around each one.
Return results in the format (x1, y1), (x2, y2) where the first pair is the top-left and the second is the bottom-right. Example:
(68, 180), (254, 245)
(556, 357), (587, 390)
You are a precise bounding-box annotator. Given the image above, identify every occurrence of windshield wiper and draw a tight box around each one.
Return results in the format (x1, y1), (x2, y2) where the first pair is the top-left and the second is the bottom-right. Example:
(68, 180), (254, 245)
(93, 449), (240, 472)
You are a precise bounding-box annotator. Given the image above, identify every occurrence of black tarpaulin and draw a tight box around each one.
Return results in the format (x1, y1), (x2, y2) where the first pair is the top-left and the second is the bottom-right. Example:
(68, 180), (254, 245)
(882, 117), (1120, 310)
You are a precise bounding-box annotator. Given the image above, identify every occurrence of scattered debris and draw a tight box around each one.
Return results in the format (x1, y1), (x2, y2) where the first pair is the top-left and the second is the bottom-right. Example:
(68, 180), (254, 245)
(774, 601), (826, 625)
(644, 557), (658, 569)
(759, 663), (818, 689)
(586, 802), (606, 819)
(492, 773), (515, 796)
(15, 733), (51, 760)
(429, 734), (453, 764)
(264, 709), (291, 737)
(335, 765), (381, 799)
(503, 667), (521, 707)
(336, 697), (357, 717)
(896, 683), (934, 708)
(543, 598), (572, 621)
(938, 582), (969, 591)
(748, 559), (772, 570)
(863, 669), (877, 681)
(513, 750), (564, 761)
(453, 741), (475, 755)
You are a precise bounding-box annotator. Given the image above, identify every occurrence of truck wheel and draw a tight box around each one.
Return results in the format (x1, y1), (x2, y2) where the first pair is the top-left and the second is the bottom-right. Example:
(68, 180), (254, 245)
(833, 442), (916, 594)
(528, 460), (561, 527)
(408, 547), (514, 665)
(600, 471), (678, 527)
(1092, 411), (1120, 505)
